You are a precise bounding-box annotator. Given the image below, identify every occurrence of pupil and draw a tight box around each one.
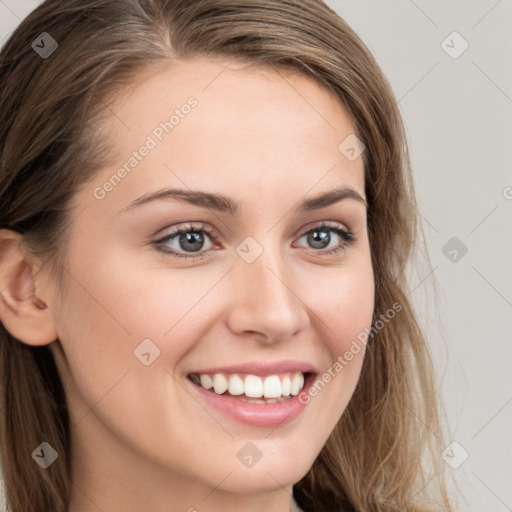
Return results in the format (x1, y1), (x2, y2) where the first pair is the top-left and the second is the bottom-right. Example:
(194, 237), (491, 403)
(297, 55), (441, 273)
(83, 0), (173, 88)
(180, 231), (204, 252)
(309, 230), (330, 249)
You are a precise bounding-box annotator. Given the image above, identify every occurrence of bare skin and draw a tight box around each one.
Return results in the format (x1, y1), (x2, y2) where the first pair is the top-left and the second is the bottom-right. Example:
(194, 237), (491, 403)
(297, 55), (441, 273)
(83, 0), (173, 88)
(0, 57), (374, 512)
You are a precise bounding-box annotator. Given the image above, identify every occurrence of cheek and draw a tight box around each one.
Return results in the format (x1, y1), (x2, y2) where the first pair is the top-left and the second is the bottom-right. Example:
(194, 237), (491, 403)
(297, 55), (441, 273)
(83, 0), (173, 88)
(60, 239), (221, 352)
(52, 250), (224, 476)
(312, 260), (375, 357)
(297, 256), (374, 429)
(51, 242), (209, 426)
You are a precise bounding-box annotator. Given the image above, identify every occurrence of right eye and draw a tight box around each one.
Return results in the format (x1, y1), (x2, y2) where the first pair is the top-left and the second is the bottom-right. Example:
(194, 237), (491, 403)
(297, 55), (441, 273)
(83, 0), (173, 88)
(153, 223), (220, 260)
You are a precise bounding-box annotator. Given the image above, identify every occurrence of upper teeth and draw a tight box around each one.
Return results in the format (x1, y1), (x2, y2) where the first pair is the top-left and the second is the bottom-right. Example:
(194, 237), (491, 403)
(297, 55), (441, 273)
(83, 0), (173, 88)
(193, 372), (305, 398)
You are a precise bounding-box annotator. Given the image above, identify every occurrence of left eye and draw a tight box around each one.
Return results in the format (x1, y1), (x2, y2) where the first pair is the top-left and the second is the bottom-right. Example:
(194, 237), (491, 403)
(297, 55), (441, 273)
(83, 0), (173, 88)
(295, 223), (354, 252)
(154, 222), (355, 260)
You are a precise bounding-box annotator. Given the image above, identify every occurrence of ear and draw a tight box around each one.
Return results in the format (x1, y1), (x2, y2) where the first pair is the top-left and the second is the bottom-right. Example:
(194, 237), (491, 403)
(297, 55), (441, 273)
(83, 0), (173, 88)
(0, 229), (58, 346)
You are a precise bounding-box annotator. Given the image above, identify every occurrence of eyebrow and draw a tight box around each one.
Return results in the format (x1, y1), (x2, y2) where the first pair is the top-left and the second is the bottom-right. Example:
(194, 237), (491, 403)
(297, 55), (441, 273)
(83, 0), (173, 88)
(119, 185), (367, 215)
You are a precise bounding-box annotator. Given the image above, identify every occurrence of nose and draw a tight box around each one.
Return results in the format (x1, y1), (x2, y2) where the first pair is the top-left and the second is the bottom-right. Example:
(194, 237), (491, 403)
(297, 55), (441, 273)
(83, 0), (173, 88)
(225, 240), (310, 344)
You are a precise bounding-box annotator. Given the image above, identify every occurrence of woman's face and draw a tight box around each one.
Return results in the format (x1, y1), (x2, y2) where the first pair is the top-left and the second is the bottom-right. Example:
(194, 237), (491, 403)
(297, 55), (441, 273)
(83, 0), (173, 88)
(46, 57), (374, 509)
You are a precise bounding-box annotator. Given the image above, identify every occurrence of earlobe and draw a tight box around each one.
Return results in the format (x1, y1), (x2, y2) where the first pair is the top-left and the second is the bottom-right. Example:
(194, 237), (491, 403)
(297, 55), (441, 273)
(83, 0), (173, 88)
(0, 229), (58, 346)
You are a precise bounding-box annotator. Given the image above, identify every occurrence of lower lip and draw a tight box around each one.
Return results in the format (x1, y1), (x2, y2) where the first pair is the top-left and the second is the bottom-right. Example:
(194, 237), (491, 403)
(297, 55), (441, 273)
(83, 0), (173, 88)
(186, 374), (315, 428)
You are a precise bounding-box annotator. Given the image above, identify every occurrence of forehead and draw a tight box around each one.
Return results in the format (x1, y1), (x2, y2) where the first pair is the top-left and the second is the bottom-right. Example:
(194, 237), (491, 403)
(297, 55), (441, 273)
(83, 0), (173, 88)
(83, 56), (365, 213)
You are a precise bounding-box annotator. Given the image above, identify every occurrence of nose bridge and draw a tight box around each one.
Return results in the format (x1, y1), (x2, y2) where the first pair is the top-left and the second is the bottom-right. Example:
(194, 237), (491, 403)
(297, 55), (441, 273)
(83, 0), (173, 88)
(227, 235), (309, 340)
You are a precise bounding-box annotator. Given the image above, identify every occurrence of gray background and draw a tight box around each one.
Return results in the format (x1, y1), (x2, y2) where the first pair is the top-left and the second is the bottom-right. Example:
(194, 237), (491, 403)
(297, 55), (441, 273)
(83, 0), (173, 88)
(1, 1), (511, 510)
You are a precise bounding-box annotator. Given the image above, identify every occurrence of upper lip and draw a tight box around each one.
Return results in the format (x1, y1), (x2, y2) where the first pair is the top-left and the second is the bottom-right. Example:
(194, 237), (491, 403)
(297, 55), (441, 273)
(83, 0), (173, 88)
(188, 360), (317, 376)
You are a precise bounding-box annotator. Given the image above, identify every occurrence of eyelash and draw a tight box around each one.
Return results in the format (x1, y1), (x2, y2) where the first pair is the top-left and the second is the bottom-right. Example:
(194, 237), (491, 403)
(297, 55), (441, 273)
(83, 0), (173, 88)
(153, 221), (356, 260)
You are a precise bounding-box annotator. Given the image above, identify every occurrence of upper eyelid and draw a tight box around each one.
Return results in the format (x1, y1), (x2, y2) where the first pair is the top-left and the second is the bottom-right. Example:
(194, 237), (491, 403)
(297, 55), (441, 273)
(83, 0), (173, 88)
(297, 220), (350, 236)
(155, 220), (350, 239)
(154, 223), (219, 243)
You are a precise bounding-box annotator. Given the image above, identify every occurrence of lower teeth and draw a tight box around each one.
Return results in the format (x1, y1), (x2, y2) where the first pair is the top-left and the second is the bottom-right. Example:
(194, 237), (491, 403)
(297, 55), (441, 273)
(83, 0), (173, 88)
(233, 394), (291, 404)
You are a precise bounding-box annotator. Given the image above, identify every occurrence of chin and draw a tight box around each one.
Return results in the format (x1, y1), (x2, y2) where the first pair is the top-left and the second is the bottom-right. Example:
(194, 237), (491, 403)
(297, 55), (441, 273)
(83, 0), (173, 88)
(213, 453), (313, 494)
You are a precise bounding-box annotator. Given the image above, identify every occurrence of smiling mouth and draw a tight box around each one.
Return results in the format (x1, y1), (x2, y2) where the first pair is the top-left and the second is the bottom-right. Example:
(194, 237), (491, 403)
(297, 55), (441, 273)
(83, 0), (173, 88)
(187, 371), (312, 404)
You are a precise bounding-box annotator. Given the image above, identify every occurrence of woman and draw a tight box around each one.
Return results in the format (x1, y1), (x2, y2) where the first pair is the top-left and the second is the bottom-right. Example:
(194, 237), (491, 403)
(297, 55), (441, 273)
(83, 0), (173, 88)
(0, 1), (455, 511)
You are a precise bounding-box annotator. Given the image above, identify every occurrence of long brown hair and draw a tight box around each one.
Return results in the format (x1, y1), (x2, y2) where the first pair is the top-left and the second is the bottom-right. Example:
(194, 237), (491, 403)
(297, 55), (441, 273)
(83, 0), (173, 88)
(0, 1), (455, 510)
